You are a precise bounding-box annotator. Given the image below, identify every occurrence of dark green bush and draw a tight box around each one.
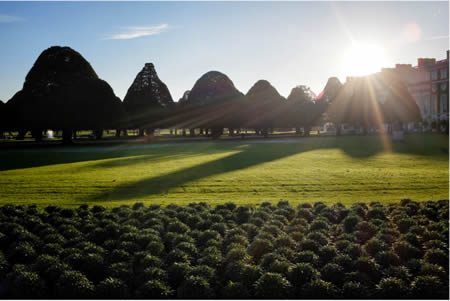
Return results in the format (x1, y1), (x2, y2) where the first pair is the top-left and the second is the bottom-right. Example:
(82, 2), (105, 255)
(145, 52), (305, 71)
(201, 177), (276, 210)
(301, 279), (339, 299)
(295, 251), (319, 265)
(137, 279), (173, 299)
(254, 272), (292, 299)
(376, 277), (408, 298)
(343, 215), (361, 233)
(248, 239), (273, 262)
(423, 248), (448, 268)
(177, 276), (215, 299)
(55, 270), (94, 298)
(6, 265), (45, 298)
(96, 277), (130, 299)
(320, 263), (344, 285)
(342, 281), (366, 299)
(220, 280), (251, 299)
(411, 275), (444, 298)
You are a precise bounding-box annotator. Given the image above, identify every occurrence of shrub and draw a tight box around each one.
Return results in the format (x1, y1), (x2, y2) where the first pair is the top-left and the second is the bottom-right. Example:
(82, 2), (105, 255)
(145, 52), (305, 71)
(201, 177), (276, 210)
(411, 275), (444, 298)
(306, 232), (328, 246)
(177, 276), (215, 299)
(342, 281), (366, 299)
(345, 243), (363, 259)
(167, 262), (192, 288)
(300, 239), (321, 253)
(175, 242), (198, 256)
(420, 263), (447, 282)
(332, 254), (353, 272)
(396, 217), (416, 233)
(9, 241), (36, 263)
(136, 280), (173, 299)
(423, 248), (448, 268)
(260, 252), (284, 270)
(375, 250), (401, 268)
(301, 279), (339, 299)
(297, 208), (313, 222)
(354, 257), (381, 282)
(226, 247), (250, 263)
(288, 262), (319, 287)
(343, 215), (361, 233)
(6, 265), (45, 298)
(310, 219), (329, 232)
(96, 277), (130, 299)
(363, 237), (386, 256)
(320, 263), (344, 285)
(295, 251), (319, 265)
(107, 262), (133, 282)
(248, 239), (273, 262)
(386, 265), (412, 282)
(234, 206), (252, 224)
(376, 277), (408, 298)
(190, 265), (215, 281)
(55, 270), (94, 298)
(393, 241), (421, 261)
(368, 207), (386, 220)
(319, 245), (338, 263)
(167, 220), (190, 234)
(254, 272), (292, 299)
(220, 281), (251, 299)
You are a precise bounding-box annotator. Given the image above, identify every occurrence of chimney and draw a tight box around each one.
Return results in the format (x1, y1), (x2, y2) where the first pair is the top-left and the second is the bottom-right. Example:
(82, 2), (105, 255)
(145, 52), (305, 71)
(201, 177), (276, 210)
(417, 58), (436, 69)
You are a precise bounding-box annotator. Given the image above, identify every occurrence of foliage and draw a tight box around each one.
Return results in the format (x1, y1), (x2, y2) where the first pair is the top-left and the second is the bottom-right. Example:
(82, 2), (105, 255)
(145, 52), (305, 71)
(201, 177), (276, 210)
(0, 200), (448, 299)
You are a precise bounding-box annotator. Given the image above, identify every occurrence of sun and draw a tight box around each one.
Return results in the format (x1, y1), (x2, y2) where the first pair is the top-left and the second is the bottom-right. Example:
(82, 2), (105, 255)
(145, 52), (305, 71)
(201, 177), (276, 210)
(342, 42), (387, 77)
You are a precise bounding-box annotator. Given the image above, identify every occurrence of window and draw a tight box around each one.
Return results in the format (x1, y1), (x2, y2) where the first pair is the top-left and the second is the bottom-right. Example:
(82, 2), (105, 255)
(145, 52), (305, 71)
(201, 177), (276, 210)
(441, 94), (448, 113)
(440, 69), (448, 79)
(431, 71), (438, 80)
(431, 95), (438, 114)
(441, 83), (447, 91)
(432, 84), (438, 92)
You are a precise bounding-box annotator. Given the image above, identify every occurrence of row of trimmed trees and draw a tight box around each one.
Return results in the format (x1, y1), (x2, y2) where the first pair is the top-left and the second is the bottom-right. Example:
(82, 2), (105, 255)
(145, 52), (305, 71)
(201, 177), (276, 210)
(0, 46), (422, 143)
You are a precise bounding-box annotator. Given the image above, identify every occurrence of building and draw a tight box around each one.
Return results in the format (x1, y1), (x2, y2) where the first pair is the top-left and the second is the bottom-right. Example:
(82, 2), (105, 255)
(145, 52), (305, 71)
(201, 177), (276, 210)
(383, 50), (449, 126)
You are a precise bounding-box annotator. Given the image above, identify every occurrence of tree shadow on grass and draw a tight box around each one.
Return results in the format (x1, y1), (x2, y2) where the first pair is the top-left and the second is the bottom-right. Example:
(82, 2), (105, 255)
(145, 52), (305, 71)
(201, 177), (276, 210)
(86, 134), (449, 202)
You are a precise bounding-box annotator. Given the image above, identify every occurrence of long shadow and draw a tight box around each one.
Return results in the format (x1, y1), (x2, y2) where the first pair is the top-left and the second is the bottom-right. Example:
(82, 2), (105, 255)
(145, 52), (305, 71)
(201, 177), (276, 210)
(1, 134), (447, 173)
(87, 134), (449, 202)
(0, 142), (227, 171)
(88, 142), (329, 202)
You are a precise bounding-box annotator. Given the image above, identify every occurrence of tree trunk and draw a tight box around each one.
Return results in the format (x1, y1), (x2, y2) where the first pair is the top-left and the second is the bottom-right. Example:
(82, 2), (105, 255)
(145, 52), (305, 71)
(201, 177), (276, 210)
(228, 128), (234, 137)
(138, 128), (144, 137)
(115, 129), (121, 137)
(17, 130), (26, 140)
(95, 129), (103, 140)
(62, 129), (73, 144)
(182, 129), (186, 136)
(336, 124), (341, 136)
(32, 129), (43, 142)
(304, 126), (311, 136)
(170, 129), (173, 135)
(190, 128), (195, 137)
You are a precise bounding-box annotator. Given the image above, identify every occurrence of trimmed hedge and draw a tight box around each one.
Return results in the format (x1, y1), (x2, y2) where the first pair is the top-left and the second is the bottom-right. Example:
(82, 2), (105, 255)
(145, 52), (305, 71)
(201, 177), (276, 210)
(0, 199), (448, 299)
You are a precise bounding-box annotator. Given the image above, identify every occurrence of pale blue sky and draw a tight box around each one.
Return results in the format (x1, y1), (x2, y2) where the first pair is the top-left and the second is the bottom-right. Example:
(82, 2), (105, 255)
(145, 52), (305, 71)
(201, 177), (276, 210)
(0, 1), (448, 103)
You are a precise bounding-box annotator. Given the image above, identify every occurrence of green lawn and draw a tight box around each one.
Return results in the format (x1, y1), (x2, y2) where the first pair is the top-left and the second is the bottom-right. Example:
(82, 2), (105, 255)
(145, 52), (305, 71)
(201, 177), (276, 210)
(0, 134), (448, 207)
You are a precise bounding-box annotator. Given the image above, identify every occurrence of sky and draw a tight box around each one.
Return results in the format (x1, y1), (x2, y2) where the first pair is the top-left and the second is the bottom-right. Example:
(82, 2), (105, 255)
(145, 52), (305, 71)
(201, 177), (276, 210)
(0, 1), (448, 103)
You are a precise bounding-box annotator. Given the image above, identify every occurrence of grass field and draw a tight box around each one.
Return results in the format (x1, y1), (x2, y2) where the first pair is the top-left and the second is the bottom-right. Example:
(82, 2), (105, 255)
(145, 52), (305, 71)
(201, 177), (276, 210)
(0, 134), (448, 207)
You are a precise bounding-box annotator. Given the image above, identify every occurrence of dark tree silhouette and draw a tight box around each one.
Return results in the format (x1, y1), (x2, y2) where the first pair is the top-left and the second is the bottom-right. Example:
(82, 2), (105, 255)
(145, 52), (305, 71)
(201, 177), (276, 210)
(123, 63), (174, 136)
(285, 85), (319, 136)
(245, 80), (286, 137)
(0, 101), (4, 138)
(173, 71), (244, 138)
(380, 72), (422, 131)
(5, 46), (124, 143)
